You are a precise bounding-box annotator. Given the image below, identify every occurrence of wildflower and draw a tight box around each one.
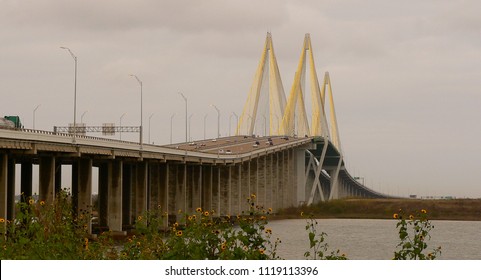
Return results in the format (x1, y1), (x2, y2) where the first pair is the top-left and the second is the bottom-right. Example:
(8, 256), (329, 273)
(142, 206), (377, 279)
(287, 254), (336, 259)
(173, 222), (179, 228)
(0, 218), (5, 223)
(265, 228), (272, 234)
(137, 215), (143, 221)
(409, 214), (414, 220)
(136, 242), (141, 247)
(428, 253), (433, 259)
(128, 238), (133, 243)
(268, 208), (272, 213)
(132, 235), (136, 240)
(196, 207), (202, 213)
(176, 230), (183, 237)
(260, 216), (266, 220)
(204, 211), (210, 217)
(251, 194), (256, 199)
(40, 200), (45, 206)
(221, 243), (227, 250)
(300, 211), (304, 217)
(28, 198), (34, 205)
(188, 215), (193, 221)
(259, 248), (265, 255)
(393, 213), (399, 219)
(421, 209), (427, 214)
(122, 252), (127, 257)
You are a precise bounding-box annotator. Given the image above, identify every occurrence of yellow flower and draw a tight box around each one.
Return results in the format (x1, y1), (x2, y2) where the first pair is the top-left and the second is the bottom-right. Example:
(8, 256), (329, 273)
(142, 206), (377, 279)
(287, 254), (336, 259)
(409, 215), (414, 220)
(196, 207), (202, 213)
(300, 211), (304, 217)
(122, 252), (127, 257)
(204, 211), (210, 217)
(40, 200), (45, 206)
(137, 215), (143, 221)
(265, 228), (272, 234)
(221, 243), (227, 250)
(173, 222), (179, 227)
(259, 248), (265, 255)
(268, 208), (272, 213)
(421, 209), (427, 214)
(0, 218), (5, 223)
(393, 213), (399, 219)
(176, 230), (183, 237)
(251, 194), (256, 199)
(260, 216), (266, 220)
(28, 199), (34, 205)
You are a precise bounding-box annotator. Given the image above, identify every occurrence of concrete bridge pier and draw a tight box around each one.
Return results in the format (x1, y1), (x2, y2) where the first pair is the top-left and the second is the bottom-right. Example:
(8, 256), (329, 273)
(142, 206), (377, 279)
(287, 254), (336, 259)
(0, 154), (7, 226)
(39, 156), (55, 204)
(7, 158), (15, 221)
(72, 158), (93, 234)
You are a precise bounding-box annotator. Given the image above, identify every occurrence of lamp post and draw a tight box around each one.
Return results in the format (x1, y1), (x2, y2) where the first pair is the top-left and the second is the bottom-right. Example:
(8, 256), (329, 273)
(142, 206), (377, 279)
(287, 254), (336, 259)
(203, 114), (208, 140)
(178, 92), (187, 143)
(60, 46), (77, 143)
(130, 74), (143, 149)
(232, 112), (238, 136)
(148, 113), (154, 144)
(210, 104), (220, 138)
(188, 114), (194, 142)
(262, 114), (267, 136)
(81, 110), (88, 124)
(170, 113), (175, 144)
(119, 113), (126, 140)
(33, 104), (40, 130)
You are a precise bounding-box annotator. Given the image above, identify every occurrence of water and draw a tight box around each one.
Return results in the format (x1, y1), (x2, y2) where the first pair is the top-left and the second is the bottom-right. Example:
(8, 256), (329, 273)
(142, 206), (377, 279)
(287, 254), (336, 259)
(268, 219), (481, 260)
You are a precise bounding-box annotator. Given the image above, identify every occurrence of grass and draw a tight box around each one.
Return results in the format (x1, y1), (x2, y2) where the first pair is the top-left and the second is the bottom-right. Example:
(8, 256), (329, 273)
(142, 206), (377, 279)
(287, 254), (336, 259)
(277, 198), (481, 221)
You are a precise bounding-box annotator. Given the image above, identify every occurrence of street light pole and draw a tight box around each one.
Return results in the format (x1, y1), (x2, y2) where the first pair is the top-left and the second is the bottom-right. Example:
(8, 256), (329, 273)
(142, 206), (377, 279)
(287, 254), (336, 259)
(33, 104), (40, 130)
(188, 114), (193, 142)
(178, 92), (187, 143)
(148, 113), (154, 144)
(211, 104), (220, 138)
(119, 113), (126, 140)
(203, 114), (208, 140)
(81, 110), (88, 124)
(170, 113), (175, 144)
(60, 47), (77, 143)
(130, 74), (143, 149)
(232, 112), (238, 136)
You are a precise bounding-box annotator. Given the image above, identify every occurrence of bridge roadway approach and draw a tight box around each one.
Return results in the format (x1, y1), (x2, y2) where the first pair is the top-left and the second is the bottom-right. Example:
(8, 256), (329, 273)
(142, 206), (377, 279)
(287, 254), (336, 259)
(0, 128), (384, 233)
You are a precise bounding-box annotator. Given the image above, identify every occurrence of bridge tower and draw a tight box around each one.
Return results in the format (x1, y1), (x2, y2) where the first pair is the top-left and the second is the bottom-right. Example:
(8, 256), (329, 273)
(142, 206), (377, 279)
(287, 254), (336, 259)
(237, 32), (287, 136)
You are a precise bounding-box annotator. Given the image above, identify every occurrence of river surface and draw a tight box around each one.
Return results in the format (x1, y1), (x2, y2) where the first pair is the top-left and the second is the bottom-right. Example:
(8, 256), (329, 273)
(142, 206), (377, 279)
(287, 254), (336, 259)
(268, 219), (481, 260)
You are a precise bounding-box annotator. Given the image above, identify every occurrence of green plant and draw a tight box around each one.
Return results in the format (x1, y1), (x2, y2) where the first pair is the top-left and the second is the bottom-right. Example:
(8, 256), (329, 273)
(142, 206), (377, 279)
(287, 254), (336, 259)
(393, 209), (441, 260)
(303, 213), (347, 260)
(0, 190), (110, 260)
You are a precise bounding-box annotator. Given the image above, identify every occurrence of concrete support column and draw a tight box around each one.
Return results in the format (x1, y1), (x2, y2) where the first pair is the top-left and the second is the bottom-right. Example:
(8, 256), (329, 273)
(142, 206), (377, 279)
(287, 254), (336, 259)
(55, 161), (62, 195)
(98, 162), (111, 228)
(149, 163), (160, 211)
(39, 156), (55, 204)
(122, 163), (132, 227)
(228, 165), (232, 215)
(295, 149), (306, 206)
(7, 158), (15, 220)
(73, 158), (93, 234)
(135, 161), (148, 219)
(21, 160), (33, 201)
(0, 154), (7, 225)
(108, 161), (123, 232)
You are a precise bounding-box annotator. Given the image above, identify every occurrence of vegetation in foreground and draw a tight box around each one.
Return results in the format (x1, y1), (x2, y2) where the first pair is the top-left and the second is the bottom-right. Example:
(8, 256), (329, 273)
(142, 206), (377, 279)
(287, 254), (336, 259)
(0, 191), (440, 260)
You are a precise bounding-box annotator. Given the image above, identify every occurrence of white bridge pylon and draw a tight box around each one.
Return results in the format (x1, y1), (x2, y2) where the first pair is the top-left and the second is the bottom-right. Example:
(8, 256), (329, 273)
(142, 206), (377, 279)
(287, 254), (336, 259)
(237, 33), (342, 153)
(236, 32), (287, 136)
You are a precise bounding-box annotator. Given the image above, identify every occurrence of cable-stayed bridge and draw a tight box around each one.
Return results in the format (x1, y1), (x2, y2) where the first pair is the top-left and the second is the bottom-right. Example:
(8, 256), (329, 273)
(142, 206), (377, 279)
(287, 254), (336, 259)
(0, 33), (389, 233)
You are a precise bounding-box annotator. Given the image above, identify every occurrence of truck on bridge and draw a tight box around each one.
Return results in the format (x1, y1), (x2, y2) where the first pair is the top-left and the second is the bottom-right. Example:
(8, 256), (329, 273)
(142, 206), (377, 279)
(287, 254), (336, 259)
(0, 116), (23, 129)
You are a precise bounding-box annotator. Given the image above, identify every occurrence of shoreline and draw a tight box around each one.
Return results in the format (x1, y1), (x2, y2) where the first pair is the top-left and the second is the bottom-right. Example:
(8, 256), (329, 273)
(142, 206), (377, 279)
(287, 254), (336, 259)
(273, 198), (481, 221)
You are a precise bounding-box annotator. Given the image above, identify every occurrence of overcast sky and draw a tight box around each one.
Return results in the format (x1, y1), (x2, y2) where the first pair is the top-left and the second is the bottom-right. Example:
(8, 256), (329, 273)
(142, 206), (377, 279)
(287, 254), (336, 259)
(1, 0), (480, 198)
